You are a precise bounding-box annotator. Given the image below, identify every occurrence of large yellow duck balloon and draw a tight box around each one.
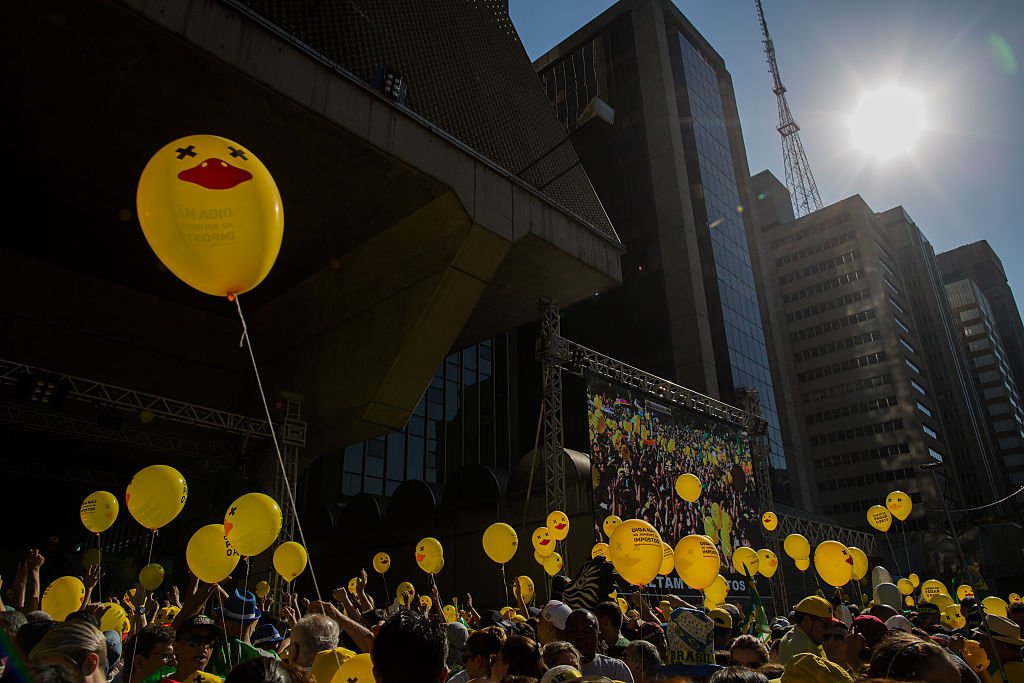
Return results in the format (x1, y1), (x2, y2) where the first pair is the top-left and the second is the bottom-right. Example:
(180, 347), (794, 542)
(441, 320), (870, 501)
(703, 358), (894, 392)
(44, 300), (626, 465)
(137, 134), (283, 297)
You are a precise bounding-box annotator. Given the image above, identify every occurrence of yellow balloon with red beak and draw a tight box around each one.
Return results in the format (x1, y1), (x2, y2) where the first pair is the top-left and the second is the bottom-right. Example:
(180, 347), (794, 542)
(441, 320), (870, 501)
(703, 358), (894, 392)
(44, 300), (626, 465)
(814, 540), (854, 587)
(137, 134), (283, 297)
(415, 537), (444, 574)
(885, 490), (913, 521)
(546, 511), (570, 541)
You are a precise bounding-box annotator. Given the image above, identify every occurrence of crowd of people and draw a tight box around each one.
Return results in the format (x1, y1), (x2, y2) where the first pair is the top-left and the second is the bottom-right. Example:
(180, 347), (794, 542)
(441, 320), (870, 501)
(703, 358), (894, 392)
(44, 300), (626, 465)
(2, 548), (1022, 683)
(588, 385), (758, 556)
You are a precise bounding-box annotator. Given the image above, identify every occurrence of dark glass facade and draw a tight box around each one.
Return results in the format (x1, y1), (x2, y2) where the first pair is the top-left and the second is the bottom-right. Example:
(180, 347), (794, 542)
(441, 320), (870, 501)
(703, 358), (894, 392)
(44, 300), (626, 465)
(340, 336), (516, 496)
(671, 33), (786, 470)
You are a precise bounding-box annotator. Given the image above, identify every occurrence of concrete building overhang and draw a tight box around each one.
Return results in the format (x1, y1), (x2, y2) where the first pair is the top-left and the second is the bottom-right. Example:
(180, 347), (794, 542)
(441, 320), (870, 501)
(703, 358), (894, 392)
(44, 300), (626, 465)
(1, 0), (623, 462)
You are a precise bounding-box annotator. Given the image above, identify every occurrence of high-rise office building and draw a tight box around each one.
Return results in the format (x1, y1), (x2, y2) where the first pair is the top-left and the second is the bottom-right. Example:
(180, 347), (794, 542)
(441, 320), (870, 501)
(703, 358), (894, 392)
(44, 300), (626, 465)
(750, 172), (961, 539)
(532, 0), (806, 505)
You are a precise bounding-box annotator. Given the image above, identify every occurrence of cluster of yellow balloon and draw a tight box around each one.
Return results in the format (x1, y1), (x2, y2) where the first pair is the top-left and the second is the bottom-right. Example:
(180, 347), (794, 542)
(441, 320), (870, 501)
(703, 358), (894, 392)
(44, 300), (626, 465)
(137, 135), (284, 299)
(783, 533), (811, 571)
(704, 575), (729, 609)
(866, 491), (913, 532)
(482, 522), (518, 565)
(415, 537), (444, 575)
(609, 519), (664, 587)
(273, 541), (308, 582)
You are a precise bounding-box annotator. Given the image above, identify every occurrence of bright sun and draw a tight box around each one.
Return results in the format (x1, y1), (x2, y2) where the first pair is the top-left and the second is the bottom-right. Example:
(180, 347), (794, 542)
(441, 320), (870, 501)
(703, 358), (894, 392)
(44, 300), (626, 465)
(847, 84), (928, 161)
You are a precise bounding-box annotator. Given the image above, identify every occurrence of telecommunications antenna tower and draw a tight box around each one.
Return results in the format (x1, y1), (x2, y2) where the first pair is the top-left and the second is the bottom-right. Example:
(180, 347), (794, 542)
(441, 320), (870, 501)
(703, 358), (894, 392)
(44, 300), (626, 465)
(755, 0), (823, 217)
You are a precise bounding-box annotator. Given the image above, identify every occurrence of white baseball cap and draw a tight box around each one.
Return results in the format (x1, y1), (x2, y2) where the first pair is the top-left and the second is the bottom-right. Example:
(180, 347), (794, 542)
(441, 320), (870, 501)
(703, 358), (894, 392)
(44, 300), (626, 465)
(540, 665), (583, 683)
(541, 600), (572, 631)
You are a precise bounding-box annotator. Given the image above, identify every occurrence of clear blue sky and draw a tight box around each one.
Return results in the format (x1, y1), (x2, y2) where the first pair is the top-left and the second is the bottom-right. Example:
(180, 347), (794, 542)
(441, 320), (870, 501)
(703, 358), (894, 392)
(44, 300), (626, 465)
(510, 0), (1024, 306)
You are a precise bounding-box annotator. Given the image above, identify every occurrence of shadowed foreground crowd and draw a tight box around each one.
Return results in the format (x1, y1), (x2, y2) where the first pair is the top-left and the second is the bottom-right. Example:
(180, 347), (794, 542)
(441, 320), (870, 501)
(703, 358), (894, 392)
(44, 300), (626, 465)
(2, 551), (1023, 683)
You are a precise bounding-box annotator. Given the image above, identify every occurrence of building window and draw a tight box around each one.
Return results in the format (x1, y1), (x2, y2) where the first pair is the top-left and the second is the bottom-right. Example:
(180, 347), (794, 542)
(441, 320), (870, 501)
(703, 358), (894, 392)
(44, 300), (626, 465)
(911, 379), (927, 395)
(905, 358), (922, 374)
(916, 402), (933, 418)
(922, 424), (938, 439)
(928, 448), (944, 462)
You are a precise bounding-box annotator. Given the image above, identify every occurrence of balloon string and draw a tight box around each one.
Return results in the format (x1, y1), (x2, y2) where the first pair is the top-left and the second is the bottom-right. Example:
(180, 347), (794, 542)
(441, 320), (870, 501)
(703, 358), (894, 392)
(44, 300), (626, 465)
(381, 574), (389, 612)
(127, 532), (156, 675)
(901, 522), (912, 574)
(233, 295), (328, 612)
(242, 558), (251, 617)
(501, 564), (509, 608)
(96, 533), (103, 605)
(217, 590), (233, 671)
(884, 534), (902, 576)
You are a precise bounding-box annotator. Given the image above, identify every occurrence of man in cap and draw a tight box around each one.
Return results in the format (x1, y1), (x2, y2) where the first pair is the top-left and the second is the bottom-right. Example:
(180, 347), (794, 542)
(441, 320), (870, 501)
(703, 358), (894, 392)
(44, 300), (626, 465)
(778, 596), (832, 666)
(538, 600), (572, 645)
(707, 609), (733, 651)
(207, 589), (278, 676)
(165, 615), (224, 683)
(914, 601), (942, 633)
(971, 614), (1024, 683)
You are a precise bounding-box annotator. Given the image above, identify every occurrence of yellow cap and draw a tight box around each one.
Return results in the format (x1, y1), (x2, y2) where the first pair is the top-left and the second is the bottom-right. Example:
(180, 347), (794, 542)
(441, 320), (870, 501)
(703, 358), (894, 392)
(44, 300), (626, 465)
(794, 596), (833, 619)
(708, 608), (733, 629)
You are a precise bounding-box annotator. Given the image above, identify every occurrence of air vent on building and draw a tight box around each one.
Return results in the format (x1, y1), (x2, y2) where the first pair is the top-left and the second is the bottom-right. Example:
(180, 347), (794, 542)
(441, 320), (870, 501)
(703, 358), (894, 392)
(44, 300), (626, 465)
(374, 65), (408, 104)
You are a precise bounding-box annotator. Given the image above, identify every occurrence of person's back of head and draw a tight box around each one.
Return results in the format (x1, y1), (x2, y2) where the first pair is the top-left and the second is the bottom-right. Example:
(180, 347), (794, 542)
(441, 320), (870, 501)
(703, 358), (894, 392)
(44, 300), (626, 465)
(30, 620), (108, 683)
(291, 615), (340, 667)
(31, 664), (81, 683)
(758, 663), (784, 679)
(499, 635), (546, 678)
(868, 631), (955, 681)
(0, 610), (28, 639)
(708, 666), (770, 683)
(372, 611), (447, 683)
(623, 639), (661, 681)
(541, 640), (581, 670)
(592, 602), (623, 634)
(225, 657), (300, 683)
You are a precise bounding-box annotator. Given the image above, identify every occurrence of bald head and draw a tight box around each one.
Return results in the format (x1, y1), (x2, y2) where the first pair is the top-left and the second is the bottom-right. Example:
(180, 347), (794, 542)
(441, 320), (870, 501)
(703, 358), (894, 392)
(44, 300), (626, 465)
(564, 610), (599, 660)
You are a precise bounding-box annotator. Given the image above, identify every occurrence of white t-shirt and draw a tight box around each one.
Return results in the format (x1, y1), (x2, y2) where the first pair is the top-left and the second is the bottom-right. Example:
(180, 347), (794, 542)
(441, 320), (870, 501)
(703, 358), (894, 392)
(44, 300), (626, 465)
(581, 653), (634, 682)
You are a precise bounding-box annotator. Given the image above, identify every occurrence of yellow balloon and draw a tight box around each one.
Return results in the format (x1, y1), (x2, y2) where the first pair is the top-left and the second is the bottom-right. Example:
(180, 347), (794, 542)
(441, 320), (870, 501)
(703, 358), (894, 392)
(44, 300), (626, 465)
(1010, 593), (1022, 604)
(80, 491), (119, 534)
(609, 519), (663, 587)
(814, 541), (854, 587)
(905, 596), (915, 607)
(482, 523), (519, 564)
(897, 578), (915, 595)
(99, 603), (128, 633)
(795, 557), (810, 571)
(82, 548), (102, 570)
(761, 511), (778, 532)
(783, 533), (810, 560)
(848, 547), (869, 581)
(941, 605), (966, 630)
(909, 573), (920, 588)
(517, 576), (535, 604)
(443, 605), (458, 623)
(42, 577), (85, 621)
(419, 595), (433, 610)
(675, 474), (702, 502)
(186, 524), (240, 584)
(373, 552), (391, 574)
(674, 534), (721, 590)
(331, 652), (374, 683)
(982, 596), (1008, 618)
(592, 542), (610, 559)
(273, 541), (308, 582)
(532, 527), (555, 558)
(139, 563), (165, 591)
(617, 597), (629, 614)
(137, 134), (284, 297)
(395, 581), (415, 606)
(867, 505), (893, 532)
(932, 594), (954, 611)
(534, 550), (546, 565)
(757, 549), (779, 578)
(224, 493), (282, 557)
(126, 465), (188, 531)
(415, 537), (444, 574)
(544, 552), (564, 577)
(921, 579), (949, 603)
(956, 585), (975, 601)
(254, 581), (271, 598)
(659, 542), (675, 576)
(603, 515), (622, 538)
(546, 512), (570, 541)
(705, 574), (729, 603)
(732, 547), (760, 576)
(885, 490), (912, 521)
